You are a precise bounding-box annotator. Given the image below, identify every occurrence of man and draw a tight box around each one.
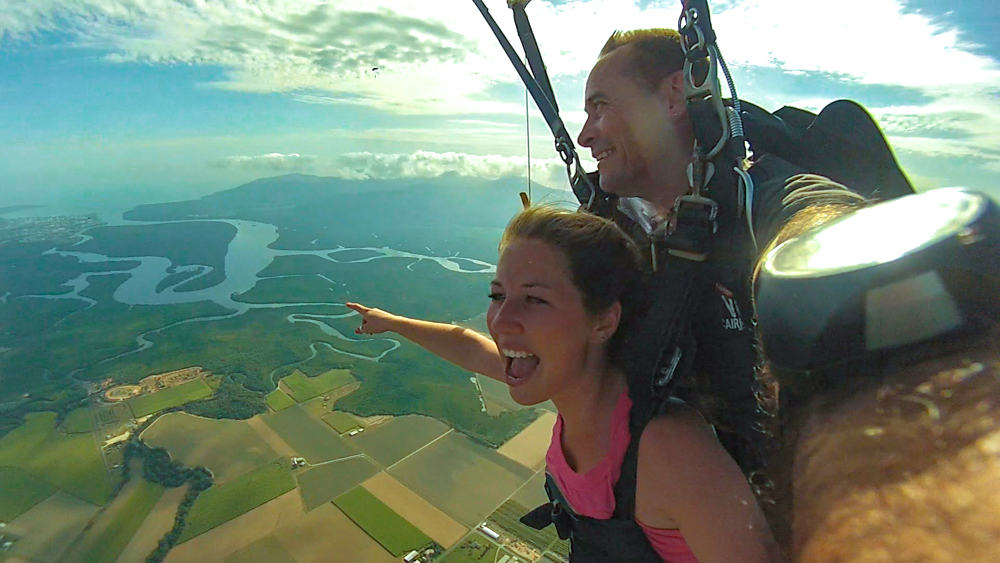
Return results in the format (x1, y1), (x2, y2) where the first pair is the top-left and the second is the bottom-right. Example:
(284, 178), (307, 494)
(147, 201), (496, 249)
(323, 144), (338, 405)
(576, 28), (865, 484)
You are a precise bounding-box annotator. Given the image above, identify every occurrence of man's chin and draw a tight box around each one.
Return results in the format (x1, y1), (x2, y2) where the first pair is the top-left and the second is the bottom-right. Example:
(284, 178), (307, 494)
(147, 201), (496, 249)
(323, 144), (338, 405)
(598, 175), (634, 198)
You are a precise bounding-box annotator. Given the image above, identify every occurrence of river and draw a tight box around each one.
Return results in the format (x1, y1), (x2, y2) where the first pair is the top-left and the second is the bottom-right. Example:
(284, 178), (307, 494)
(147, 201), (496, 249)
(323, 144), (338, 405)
(22, 214), (495, 371)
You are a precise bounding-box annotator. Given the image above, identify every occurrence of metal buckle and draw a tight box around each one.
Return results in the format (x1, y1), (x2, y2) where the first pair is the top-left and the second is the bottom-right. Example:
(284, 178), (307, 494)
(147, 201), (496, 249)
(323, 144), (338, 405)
(672, 195), (718, 230)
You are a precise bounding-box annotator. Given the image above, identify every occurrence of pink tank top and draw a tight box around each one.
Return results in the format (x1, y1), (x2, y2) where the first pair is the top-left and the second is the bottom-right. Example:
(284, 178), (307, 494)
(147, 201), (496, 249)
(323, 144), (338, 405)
(545, 391), (698, 562)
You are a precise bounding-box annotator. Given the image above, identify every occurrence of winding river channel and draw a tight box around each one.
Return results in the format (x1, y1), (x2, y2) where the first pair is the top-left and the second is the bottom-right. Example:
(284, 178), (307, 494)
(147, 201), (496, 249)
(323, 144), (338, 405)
(25, 215), (496, 376)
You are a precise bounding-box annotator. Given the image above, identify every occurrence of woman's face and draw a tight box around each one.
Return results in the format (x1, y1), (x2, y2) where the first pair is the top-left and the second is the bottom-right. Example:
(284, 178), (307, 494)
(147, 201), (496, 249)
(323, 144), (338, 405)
(487, 237), (611, 405)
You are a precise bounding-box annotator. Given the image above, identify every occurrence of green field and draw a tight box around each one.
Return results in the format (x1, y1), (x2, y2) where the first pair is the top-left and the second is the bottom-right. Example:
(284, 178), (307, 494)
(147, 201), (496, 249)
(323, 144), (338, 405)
(389, 431), (533, 526)
(180, 459), (296, 542)
(265, 388), (296, 411)
(95, 402), (132, 426)
(296, 457), (379, 510)
(352, 415), (449, 467)
(262, 405), (358, 463)
(281, 369), (355, 402)
(0, 466), (55, 520)
(61, 407), (96, 434)
(333, 486), (432, 556)
(322, 411), (362, 434)
(127, 378), (214, 417)
(141, 412), (279, 483)
(0, 412), (112, 505)
(78, 478), (165, 562)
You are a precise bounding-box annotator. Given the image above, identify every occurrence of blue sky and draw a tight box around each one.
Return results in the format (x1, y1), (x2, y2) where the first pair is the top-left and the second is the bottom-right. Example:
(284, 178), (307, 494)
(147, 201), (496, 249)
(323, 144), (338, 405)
(1, 0), (998, 208)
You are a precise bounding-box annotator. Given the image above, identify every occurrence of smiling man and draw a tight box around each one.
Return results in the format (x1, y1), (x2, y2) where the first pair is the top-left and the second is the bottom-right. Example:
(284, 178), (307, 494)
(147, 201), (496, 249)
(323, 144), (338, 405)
(574, 29), (870, 523)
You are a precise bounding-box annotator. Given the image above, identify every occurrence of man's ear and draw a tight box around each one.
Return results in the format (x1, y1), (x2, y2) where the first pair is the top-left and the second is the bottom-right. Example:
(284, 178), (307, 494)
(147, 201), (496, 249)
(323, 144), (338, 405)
(591, 301), (622, 344)
(659, 70), (687, 118)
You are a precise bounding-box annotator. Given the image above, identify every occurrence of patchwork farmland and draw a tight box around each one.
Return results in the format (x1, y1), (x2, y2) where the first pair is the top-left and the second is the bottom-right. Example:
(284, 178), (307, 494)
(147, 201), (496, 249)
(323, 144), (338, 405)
(141, 412), (279, 483)
(333, 486), (433, 556)
(0, 393), (554, 562)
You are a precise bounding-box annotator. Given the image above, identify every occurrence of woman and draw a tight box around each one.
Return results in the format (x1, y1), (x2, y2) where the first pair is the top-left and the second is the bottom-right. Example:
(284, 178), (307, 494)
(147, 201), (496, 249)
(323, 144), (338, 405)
(349, 206), (778, 561)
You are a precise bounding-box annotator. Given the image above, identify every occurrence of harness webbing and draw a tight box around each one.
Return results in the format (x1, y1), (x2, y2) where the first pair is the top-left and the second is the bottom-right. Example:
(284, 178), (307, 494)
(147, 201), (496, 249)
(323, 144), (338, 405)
(511, 2), (558, 114)
(470, 0), (570, 150)
(470, 0), (600, 208)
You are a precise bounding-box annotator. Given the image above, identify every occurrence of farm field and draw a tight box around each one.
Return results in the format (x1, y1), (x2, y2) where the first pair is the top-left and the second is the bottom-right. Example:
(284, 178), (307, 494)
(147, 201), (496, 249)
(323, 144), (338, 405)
(61, 407), (96, 433)
(168, 489), (303, 562)
(296, 456), (379, 511)
(0, 466), (55, 521)
(118, 485), (188, 562)
(389, 431), (534, 526)
(226, 534), (295, 562)
(245, 415), (296, 457)
(272, 501), (396, 563)
(262, 404), (358, 463)
(3, 492), (100, 562)
(511, 470), (550, 509)
(265, 388), (295, 411)
(496, 411), (556, 471)
(280, 368), (355, 402)
(127, 377), (213, 417)
(322, 410), (363, 434)
(441, 532), (518, 563)
(142, 412), (278, 483)
(94, 402), (133, 428)
(486, 499), (563, 553)
(0, 411), (111, 505)
(179, 459), (296, 542)
(351, 414), (450, 467)
(334, 486), (433, 557)
(62, 471), (165, 563)
(363, 471), (468, 548)
(170, 490), (398, 562)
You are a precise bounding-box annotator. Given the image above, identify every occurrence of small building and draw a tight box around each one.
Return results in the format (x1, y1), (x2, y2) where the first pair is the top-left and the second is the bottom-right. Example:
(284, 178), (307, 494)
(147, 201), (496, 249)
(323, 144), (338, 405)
(480, 525), (500, 541)
(403, 550), (419, 562)
(103, 432), (130, 448)
(291, 457), (307, 468)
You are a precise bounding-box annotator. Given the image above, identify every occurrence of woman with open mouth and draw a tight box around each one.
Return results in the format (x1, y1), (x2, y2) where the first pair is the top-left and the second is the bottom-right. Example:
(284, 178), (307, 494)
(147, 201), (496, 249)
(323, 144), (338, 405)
(349, 205), (778, 562)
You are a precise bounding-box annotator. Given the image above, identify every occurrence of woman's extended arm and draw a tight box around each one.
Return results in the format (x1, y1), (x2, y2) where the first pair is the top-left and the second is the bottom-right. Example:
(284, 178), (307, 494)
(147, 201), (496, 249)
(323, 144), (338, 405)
(636, 405), (782, 563)
(345, 302), (505, 381)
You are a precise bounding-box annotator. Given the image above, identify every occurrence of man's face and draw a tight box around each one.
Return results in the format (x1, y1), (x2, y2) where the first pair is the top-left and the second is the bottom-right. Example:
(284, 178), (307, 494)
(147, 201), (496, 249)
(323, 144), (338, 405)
(577, 46), (683, 203)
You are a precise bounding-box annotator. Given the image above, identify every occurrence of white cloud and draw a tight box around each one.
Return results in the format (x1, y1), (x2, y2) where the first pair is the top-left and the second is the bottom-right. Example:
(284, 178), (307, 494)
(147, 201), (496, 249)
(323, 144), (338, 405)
(213, 152), (316, 171)
(4, 1), (997, 109)
(2, 0), (998, 186)
(710, 1), (1000, 89)
(331, 150), (568, 186)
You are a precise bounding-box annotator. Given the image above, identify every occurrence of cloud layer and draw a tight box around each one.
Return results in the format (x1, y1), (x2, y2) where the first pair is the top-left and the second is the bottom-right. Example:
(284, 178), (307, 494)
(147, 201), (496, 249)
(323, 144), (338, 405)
(330, 150), (568, 186)
(213, 152), (316, 171)
(2, 0), (998, 192)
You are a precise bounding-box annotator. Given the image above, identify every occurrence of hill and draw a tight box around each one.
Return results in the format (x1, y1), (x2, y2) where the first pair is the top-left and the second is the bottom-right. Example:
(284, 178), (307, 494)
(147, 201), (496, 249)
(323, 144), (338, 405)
(126, 173), (572, 260)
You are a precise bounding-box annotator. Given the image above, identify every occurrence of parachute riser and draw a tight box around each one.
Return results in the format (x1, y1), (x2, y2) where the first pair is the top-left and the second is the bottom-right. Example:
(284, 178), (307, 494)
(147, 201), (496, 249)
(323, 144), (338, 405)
(670, 1), (753, 259)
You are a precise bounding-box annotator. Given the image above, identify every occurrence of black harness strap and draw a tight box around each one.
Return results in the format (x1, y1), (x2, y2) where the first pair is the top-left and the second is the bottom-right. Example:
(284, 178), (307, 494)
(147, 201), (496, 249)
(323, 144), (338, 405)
(521, 474), (664, 562)
(510, 2), (558, 114)
(470, 0), (602, 209)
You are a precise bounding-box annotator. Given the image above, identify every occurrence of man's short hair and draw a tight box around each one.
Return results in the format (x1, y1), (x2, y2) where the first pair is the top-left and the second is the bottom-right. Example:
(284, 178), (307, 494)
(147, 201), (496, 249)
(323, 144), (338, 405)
(599, 28), (708, 91)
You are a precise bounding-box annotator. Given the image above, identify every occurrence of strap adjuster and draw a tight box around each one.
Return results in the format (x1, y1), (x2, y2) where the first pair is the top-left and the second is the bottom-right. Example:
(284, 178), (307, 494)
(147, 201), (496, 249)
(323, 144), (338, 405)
(652, 195), (718, 261)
